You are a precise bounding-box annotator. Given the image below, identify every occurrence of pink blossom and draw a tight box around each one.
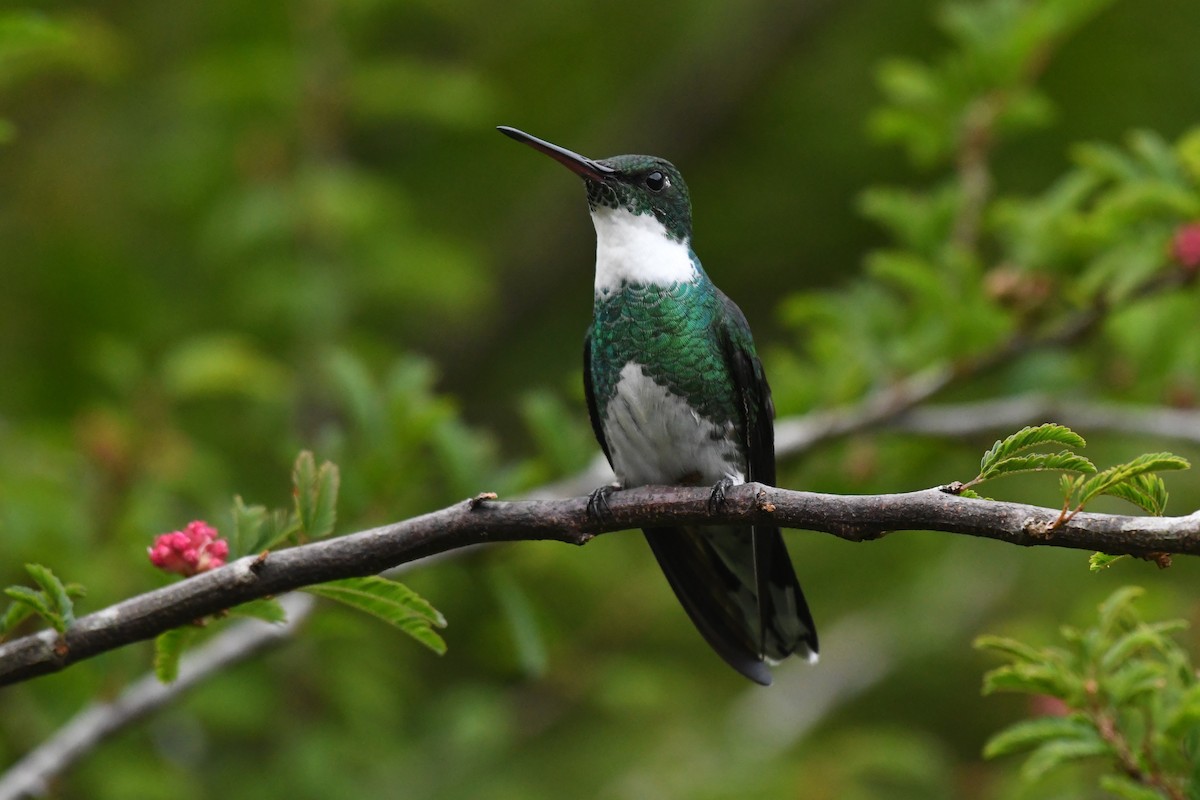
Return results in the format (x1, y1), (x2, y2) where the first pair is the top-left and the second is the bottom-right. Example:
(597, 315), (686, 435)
(1028, 694), (1070, 718)
(1171, 222), (1200, 270)
(148, 520), (229, 577)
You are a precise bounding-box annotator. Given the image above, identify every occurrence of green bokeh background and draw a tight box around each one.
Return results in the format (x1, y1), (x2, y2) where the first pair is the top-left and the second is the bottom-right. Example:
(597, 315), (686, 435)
(3, 1), (1200, 797)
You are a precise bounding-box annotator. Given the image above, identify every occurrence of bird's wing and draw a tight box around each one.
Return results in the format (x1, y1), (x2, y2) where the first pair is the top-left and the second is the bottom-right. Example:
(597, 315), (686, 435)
(715, 289), (818, 663)
(583, 330), (613, 465)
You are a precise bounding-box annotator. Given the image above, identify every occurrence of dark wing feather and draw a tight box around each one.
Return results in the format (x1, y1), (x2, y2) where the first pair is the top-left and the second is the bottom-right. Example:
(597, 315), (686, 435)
(715, 290), (819, 662)
(642, 527), (773, 685)
(582, 331), (612, 465)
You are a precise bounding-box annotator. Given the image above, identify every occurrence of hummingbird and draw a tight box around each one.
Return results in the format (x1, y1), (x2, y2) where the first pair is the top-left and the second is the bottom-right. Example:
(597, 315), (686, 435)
(498, 126), (818, 685)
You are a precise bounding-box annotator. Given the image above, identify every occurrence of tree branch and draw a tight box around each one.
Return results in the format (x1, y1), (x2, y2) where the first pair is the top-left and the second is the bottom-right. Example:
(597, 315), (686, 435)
(889, 395), (1200, 444)
(3, 483), (1199, 688)
(0, 593), (314, 800)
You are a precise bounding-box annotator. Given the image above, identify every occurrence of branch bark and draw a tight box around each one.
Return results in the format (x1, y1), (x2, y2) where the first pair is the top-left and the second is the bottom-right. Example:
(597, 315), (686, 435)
(3, 483), (1199, 688)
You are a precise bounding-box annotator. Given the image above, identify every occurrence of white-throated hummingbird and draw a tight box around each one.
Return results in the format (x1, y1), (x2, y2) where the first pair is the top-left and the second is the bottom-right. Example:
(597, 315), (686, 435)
(499, 125), (818, 685)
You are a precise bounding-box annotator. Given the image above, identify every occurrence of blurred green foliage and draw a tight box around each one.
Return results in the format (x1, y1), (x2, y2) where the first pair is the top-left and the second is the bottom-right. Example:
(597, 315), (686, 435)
(979, 587), (1199, 798)
(3, 0), (1200, 798)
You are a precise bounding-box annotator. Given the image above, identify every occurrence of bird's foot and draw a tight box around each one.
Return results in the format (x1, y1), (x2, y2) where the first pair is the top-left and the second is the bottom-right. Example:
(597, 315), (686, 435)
(707, 476), (738, 515)
(586, 483), (621, 523)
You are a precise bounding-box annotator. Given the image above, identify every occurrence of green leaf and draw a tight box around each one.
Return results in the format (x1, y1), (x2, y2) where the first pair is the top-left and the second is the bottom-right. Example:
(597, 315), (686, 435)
(980, 424), (1087, 475)
(1077, 453), (1190, 507)
(1061, 472), (1085, 499)
(1088, 552), (1129, 572)
(232, 495), (296, 555)
(977, 451), (1097, 482)
(975, 634), (1047, 664)
(293, 451), (340, 539)
(1105, 659), (1171, 705)
(1099, 775), (1171, 800)
(305, 577), (446, 655)
(1097, 473), (1170, 515)
(1097, 586), (1144, 633)
(229, 598), (288, 625)
(24, 563), (75, 626)
(982, 714), (1098, 759)
(3, 585), (60, 631)
(0, 599), (36, 638)
(154, 627), (198, 683)
(1163, 682), (1200, 737)
(981, 662), (1072, 698)
(1102, 620), (1188, 672)
(1020, 737), (1112, 781)
(230, 495), (266, 556)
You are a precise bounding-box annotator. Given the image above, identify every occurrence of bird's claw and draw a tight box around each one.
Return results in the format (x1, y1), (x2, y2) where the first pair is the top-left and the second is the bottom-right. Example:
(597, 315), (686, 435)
(707, 477), (737, 515)
(587, 483), (620, 523)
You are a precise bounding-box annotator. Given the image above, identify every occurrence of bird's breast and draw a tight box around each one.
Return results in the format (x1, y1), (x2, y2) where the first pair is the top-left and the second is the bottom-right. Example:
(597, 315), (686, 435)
(602, 362), (743, 488)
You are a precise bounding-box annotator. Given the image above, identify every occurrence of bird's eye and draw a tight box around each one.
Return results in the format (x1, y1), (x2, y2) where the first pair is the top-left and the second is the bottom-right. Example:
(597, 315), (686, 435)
(644, 171), (667, 191)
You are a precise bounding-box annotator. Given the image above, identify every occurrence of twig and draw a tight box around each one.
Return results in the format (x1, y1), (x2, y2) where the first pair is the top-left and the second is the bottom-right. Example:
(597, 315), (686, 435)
(0, 593), (314, 800)
(888, 394), (1200, 445)
(3, 483), (1199, 688)
(776, 267), (1193, 454)
(9, 393), (1200, 793)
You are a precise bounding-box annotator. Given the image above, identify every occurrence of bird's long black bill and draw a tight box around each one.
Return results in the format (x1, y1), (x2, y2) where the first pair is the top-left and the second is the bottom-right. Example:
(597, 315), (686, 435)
(497, 125), (614, 181)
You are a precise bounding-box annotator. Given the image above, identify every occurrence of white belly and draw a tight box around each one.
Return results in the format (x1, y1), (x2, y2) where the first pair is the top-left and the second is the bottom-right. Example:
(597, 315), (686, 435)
(602, 362), (745, 487)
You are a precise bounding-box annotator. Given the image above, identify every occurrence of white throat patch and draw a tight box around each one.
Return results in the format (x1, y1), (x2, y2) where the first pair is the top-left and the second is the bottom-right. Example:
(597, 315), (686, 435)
(591, 207), (697, 294)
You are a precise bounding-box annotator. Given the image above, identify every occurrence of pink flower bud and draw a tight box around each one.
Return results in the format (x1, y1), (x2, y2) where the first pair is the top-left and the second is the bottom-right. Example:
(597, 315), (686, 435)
(1171, 223), (1200, 270)
(148, 520), (229, 576)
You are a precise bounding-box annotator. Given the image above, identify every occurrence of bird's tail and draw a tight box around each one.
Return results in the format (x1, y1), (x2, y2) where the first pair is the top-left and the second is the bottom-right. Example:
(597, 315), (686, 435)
(642, 524), (817, 685)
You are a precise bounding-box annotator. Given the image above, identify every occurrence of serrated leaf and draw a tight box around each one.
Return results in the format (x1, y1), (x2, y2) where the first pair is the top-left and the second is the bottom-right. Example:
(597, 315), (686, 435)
(233, 496), (298, 555)
(3, 586), (58, 630)
(1099, 473), (1170, 516)
(24, 564), (75, 626)
(983, 714), (1098, 759)
(1089, 552), (1129, 572)
(154, 627), (198, 683)
(293, 451), (339, 539)
(229, 598), (288, 625)
(982, 663), (1071, 698)
(1020, 737), (1112, 781)
(231, 495), (266, 556)
(305, 577), (446, 655)
(977, 451), (1097, 482)
(980, 424), (1087, 475)
(292, 451), (315, 523)
(1077, 453), (1190, 507)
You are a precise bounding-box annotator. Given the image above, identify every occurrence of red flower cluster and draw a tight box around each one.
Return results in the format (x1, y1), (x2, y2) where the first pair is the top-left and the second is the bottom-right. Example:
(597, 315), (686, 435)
(148, 520), (229, 577)
(1171, 222), (1200, 270)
